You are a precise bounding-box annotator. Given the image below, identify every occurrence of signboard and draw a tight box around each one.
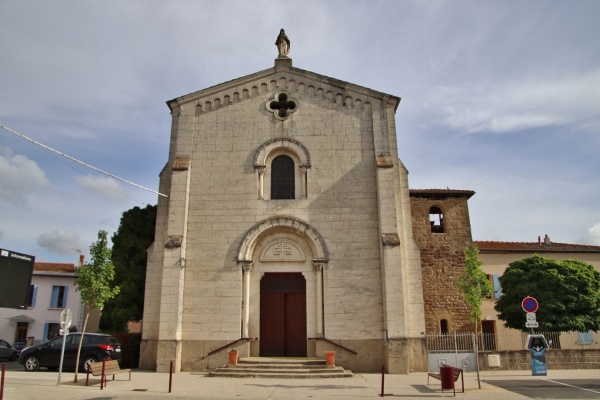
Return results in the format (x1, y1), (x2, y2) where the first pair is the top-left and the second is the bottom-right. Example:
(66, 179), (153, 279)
(531, 356), (547, 376)
(60, 308), (72, 329)
(525, 334), (549, 355)
(0, 248), (35, 309)
(526, 334), (549, 376)
(522, 297), (538, 313)
(526, 312), (538, 328)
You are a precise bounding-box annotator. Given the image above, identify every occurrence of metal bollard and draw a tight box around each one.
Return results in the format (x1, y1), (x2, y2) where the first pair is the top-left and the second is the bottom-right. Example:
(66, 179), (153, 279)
(169, 360), (174, 393)
(380, 364), (385, 397)
(1, 363), (5, 400)
(101, 360), (106, 390)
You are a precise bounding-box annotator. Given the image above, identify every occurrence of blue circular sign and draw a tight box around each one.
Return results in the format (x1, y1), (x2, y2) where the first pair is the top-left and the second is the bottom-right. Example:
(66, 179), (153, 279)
(522, 296), (538, 313)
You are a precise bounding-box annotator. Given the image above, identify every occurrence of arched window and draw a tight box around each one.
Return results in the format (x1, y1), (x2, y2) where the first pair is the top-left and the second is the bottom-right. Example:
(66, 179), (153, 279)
(271, 155), (295, 199)
(440, 319), (449, 335)
(429, 206), (444, 233)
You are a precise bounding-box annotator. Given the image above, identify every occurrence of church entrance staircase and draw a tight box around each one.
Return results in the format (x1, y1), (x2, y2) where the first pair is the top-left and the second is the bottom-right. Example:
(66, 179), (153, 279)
(208, 357), (353, 378)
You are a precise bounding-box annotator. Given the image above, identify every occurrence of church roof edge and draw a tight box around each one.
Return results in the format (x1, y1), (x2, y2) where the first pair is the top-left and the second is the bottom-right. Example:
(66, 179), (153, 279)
(166, 63), (400, 112)
(409, 189), (476, 199)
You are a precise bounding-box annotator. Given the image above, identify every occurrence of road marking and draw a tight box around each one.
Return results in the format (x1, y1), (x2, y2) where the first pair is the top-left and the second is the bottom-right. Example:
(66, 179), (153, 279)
(545, 379), (600, 395)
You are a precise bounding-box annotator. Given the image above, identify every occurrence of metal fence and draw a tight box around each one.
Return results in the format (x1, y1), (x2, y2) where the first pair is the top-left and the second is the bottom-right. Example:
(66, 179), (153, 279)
(427, 331), (598, 352)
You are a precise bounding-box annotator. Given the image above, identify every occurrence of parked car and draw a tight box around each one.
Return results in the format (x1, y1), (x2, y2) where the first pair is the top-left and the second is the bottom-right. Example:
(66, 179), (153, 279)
(19, 333), (122, 372)
(11, 341), (27, 356)
(0, 339), (18, 361)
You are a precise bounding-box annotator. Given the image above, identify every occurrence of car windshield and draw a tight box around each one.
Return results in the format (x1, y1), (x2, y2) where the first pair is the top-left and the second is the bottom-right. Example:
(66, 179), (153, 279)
(49, 335), (74, 347)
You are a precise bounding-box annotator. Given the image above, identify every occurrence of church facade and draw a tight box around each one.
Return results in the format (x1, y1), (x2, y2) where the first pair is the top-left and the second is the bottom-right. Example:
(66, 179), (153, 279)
(140, 38), (475, 374)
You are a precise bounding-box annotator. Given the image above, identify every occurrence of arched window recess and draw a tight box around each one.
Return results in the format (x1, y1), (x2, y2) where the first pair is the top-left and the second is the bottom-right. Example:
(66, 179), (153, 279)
(254, 138), (311, 200)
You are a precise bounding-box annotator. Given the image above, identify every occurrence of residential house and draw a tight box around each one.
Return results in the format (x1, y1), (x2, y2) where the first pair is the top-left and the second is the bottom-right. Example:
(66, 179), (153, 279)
(0, 255), (99, 344)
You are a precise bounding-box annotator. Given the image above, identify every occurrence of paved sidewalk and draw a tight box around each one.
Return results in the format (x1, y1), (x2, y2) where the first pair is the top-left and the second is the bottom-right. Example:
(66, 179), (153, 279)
(1, 367), (598, 399)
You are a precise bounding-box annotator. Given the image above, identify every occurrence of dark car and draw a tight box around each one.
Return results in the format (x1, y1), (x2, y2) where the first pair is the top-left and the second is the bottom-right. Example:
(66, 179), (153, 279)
(19, 333), (122, 372)
(0, 339), (18, 361)
(12, 341), (27, 356)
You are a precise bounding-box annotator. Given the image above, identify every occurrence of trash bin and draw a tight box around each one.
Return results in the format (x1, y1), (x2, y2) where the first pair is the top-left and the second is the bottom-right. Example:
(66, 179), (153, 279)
(439, 365), (455, 390)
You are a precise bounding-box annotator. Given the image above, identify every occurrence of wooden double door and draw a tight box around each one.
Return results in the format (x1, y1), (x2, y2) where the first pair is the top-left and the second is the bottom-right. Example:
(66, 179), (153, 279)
(260, 272), (307, 357)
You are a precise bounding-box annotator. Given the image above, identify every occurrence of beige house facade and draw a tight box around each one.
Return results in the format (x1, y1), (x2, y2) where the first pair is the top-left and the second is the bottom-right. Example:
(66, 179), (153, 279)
(140, 50), (431, 374)
(476, 238), (600, 351)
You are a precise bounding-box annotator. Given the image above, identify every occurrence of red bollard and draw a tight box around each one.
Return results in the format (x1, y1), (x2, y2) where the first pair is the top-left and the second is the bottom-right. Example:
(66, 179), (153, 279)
(100, 360), (106, 390)
(169, 360), (173, 393)
(1, 363), (6, 400)
(380, 364), (385, 397)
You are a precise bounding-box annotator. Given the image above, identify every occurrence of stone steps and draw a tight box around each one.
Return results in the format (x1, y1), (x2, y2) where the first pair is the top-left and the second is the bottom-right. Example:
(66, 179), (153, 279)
(208, 357), (353, 378)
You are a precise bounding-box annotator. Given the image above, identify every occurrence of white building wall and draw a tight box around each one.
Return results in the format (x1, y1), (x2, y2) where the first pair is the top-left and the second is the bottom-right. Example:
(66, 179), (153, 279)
(0, 272), (83, 343)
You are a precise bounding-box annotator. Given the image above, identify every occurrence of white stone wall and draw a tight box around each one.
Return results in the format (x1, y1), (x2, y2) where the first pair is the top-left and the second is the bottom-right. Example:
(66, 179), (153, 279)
(142, 61), (426, 372)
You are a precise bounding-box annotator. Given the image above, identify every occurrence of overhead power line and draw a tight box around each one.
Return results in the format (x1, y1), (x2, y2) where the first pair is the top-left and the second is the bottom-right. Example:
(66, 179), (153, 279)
(1, 124), (168, 198)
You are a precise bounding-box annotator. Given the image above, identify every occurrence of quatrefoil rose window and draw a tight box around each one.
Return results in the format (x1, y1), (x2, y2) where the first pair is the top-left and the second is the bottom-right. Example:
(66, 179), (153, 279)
(267, 91), (298, 121)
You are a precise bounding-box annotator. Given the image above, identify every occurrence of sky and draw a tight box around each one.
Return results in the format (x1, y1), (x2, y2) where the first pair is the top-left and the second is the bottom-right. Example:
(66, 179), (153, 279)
(1, 0), (599, 264)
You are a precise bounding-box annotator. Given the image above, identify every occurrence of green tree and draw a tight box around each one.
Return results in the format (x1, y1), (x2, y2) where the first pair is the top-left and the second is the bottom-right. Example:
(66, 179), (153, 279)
(100, 205), (156, 332)
(458, 244), (492, 336)
(495, 255), (600, 332)
(73, 230), (120, 381)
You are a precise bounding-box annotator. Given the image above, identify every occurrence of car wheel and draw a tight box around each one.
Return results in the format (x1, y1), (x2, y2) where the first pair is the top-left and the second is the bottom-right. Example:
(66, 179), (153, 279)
(82, 357), (97, 372)
(10, 351), (17, 361)
(24, 356), (40, 371)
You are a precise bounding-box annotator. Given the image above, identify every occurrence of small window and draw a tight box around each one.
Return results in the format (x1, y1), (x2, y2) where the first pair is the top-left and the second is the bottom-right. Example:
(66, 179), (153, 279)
(491, 274), (502, 299)
(440, 319), (449, 334)
(50, 285), (68, 308)
(429, 207), (444, 233)
(271, 155), (295, 199)
(44, 323), (61, 340)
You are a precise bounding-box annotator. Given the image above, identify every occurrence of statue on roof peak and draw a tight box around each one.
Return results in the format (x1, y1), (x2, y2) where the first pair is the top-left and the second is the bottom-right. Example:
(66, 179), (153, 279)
(275, 29), (290, 57)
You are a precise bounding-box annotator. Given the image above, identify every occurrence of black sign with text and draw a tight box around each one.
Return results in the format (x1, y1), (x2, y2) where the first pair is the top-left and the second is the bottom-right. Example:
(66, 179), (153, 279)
(0, 248), (35, 309)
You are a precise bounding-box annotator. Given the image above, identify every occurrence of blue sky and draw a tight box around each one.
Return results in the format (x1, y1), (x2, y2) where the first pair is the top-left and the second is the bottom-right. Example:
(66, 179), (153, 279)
(1, 0), (599, 263)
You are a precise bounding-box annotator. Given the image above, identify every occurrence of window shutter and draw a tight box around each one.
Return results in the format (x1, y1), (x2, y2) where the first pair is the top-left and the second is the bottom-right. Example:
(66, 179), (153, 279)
(492, 274), (502, 299)
(32, 285), (38, 308)
(578, 331), (593, 345)
(50, 286), (59, 308)
(62, 286), (68, 307)
(43, 323), (49, 340)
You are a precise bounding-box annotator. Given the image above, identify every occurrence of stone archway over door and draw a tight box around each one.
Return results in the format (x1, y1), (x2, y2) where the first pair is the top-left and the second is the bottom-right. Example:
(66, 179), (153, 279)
(260, 273), (307, 357)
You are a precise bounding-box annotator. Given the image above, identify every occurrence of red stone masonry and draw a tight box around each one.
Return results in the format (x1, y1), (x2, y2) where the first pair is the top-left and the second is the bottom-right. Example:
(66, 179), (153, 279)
(409, 189), (475, 333)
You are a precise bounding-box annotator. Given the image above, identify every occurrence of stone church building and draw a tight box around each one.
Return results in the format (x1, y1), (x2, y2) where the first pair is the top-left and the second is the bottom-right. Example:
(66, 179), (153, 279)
(140, 33), (475, 374)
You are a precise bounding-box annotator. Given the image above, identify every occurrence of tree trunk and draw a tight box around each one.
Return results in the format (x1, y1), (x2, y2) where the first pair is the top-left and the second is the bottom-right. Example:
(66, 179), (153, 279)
(73, 312), (89, 383)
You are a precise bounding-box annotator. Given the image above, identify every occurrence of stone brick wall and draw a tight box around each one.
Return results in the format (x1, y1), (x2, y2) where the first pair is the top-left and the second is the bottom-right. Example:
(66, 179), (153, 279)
(478, 350), (600, 370)
(410, 193), (474, 333)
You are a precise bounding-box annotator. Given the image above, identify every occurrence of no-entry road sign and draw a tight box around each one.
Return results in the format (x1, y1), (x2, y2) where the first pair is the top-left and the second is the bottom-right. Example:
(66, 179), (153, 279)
(522, 297), (539, 313)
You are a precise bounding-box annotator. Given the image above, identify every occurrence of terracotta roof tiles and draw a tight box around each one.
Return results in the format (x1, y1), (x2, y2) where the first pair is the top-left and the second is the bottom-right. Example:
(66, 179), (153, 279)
(475, 241), (600, 253)
(34, 262), (76, 273)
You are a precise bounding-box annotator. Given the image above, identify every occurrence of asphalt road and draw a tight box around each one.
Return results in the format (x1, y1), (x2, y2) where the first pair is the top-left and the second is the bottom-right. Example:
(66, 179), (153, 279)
(487, 379), (600, 399)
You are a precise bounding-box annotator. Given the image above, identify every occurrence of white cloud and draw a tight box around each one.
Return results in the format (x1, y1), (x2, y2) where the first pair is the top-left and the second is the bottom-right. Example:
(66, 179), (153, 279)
(36, 230), (83, 256)
(0, 146), (49, 207)
(430, 68), (600, 134)
(587, 223), (600, 246)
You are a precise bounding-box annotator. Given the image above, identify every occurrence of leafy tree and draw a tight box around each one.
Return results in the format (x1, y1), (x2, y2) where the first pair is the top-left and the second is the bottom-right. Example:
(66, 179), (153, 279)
(100, 205), (156, 332)
(73, 230), (120, 381)
(495, 255), (600, 332)
(458, 244), (492, 336)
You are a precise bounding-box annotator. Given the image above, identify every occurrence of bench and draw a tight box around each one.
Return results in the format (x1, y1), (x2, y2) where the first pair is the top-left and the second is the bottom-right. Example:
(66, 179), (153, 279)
(86, 359), (131, 388)
(427, 366), (464, 395)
